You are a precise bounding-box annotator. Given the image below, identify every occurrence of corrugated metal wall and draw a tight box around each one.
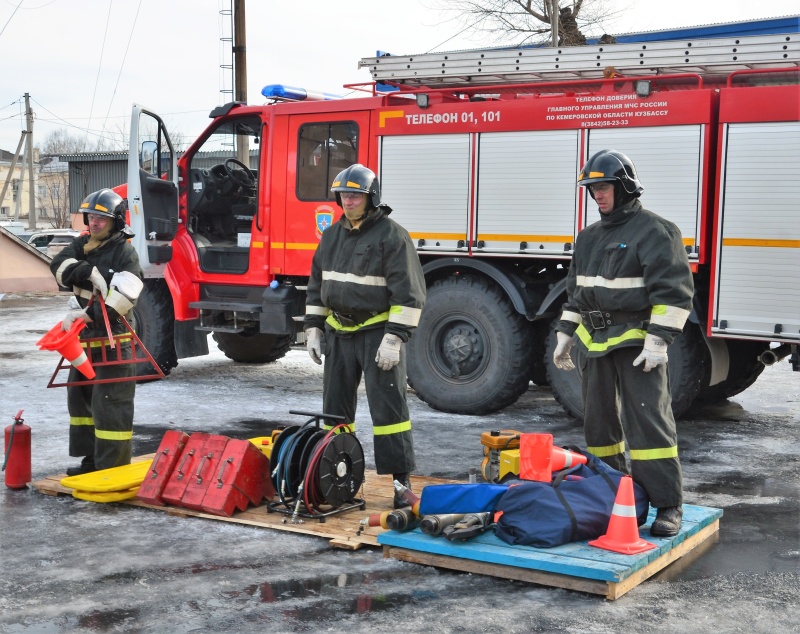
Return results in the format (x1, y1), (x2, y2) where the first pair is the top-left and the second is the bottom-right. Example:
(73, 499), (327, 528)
(61, 153), (128, 213)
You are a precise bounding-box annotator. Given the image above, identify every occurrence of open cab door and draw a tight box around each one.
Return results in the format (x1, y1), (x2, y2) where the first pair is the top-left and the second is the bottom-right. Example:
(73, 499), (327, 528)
(128, 105), (179, 278)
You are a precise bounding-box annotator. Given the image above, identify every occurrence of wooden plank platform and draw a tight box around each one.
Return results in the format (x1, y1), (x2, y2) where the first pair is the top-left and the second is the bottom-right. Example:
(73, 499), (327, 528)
(33, 461), (721, 597)
(378, 505), (722, 599)
(31, 461), (451, 551)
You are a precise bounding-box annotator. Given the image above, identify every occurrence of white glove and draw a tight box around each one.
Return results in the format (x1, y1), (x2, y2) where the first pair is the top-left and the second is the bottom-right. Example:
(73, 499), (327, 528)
(109, 271), (144, 301)
(62, 310), (88, 331)
(306, 327), (323, 365)
(633, 333), (668, 372)
(375, 333), (402, 371)
(553, 331), (576, 371)
(87, 266), (108, 298)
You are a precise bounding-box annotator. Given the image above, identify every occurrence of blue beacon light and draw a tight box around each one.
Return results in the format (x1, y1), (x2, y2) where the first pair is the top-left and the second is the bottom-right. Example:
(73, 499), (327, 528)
(261, 84), (342, 101)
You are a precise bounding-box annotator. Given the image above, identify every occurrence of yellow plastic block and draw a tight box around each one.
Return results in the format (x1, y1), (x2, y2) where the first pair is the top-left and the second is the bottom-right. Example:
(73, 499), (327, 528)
(60, 459), (153, 492)
(248, 436), (273, 459)
(72, 487), (140, 503)
(499, 448), (520, 480)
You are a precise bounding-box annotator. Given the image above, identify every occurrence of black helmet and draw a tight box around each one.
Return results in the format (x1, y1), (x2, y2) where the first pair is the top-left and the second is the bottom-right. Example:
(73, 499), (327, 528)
(578, 149), (643, 205)
(79, 188), (127, 232)
(330, 164), (381, 210)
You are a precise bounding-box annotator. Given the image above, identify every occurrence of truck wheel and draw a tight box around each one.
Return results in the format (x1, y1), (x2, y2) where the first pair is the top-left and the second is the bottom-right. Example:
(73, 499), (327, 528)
(545, 320), (709, 420)
(529, 321), (549, 387)
(695, 339), (768, 404)
(407, 274), (534, 415)
(212, 330), (292, 363)
(131, 279), (178, 378)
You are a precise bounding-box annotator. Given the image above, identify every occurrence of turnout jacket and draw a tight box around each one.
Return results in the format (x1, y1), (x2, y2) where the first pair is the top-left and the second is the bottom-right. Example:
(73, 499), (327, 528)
(556, 199), (693, 356)
(51, 231), (143, 334)
(304, 205), (426, 341)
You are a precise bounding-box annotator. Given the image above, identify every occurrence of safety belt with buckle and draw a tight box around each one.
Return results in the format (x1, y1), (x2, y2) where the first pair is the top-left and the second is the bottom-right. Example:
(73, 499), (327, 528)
(581, 309), (651, 329)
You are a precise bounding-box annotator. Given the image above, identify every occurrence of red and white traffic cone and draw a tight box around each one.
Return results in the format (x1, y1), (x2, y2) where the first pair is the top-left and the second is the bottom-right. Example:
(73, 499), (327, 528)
(550, 446), (588, 470)
(36, 321), (96, 380)
(589, 476), (656, 555)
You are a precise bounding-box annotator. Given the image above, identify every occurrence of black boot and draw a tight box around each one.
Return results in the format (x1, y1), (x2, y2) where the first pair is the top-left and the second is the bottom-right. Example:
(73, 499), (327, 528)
(66, 456), (96, 477)
(650, 506), (683, 537)
(392, 473), (412, 509)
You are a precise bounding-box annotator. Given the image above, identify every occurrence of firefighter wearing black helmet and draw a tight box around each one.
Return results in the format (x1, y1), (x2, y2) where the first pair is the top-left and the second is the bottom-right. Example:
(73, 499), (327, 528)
(553, 150), (694, 537)
(304, 164), (426, 508)
(50, 188), (143, 476)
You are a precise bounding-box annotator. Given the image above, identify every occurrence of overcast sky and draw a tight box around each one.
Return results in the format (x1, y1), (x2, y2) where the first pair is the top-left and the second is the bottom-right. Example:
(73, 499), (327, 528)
(0, 0), (797, 152)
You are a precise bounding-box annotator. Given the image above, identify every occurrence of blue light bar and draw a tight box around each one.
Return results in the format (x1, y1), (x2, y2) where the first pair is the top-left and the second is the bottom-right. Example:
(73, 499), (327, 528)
(261, 84), (342, 101)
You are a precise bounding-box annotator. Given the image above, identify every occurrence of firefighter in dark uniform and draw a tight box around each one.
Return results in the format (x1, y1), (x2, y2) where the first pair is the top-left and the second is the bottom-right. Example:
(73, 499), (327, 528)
(50, 189), (143, 476)
(553, 150), (693, 537)
(304, 164), (426, 508)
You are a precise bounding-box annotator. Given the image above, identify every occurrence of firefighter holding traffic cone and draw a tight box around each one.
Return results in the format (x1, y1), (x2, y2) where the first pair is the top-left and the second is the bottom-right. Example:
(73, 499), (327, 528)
(50, 189), (143, 476)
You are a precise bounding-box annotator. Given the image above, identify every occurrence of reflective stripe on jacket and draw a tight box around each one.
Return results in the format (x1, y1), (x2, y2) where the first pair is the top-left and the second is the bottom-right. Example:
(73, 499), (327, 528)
(556, 199), (693, 356)
(304, 205), (426, 340)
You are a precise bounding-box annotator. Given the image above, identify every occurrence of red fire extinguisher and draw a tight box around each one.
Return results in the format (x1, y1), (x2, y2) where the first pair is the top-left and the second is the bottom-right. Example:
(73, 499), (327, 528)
(3, 409), (31, 489)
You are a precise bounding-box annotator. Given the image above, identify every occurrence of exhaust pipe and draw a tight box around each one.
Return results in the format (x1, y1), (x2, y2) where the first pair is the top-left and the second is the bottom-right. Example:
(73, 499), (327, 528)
(759, 344), (792, 366)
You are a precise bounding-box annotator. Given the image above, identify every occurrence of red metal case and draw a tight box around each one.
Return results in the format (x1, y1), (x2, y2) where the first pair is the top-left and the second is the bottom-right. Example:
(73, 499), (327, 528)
(137, 430), (190, 506)
(201, 438), (273, 517)
(179, 434), (229, 511)
(161, 432), (210, 506)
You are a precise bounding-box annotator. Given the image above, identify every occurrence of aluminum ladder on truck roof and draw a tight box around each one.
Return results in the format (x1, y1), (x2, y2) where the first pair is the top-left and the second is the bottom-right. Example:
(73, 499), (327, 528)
(359, 33), (799, 87)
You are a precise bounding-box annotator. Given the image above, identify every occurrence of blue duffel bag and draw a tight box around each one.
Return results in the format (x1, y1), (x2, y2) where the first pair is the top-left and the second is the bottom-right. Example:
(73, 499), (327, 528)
(493, 449), (650, 548)
(418, 483), (509, 516)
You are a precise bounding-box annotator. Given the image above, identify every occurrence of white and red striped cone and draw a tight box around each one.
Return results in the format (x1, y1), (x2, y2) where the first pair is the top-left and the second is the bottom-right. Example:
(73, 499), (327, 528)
(36, 320), (96, 380)
(589, 476), (656, 555)
(551, 446), (588, 471)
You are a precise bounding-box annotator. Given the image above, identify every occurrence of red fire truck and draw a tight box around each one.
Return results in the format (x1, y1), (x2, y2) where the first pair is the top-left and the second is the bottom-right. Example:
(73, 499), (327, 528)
(125, 32), (799, 418)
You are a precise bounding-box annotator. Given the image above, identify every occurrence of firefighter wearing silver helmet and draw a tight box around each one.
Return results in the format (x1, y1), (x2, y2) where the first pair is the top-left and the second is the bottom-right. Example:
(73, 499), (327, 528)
(50, 188), (143, 476)
(304, 164), (426, 508)
(553, 149), (694, 538)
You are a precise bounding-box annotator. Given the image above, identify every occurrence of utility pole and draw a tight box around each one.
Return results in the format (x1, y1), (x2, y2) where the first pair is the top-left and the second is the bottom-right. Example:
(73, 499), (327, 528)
(24, 93), (36, 230)
(233, 0), (247, 105)
(550, 0), (559, 47)
(233, 0), (249, 166)
(0, 133), (25, 215)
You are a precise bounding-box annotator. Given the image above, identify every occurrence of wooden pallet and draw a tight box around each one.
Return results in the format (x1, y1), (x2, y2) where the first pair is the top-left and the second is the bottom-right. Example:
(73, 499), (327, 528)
(378, 505), (722, 599)
(31, 462), (451, 551)
(33, 463), (721, 597)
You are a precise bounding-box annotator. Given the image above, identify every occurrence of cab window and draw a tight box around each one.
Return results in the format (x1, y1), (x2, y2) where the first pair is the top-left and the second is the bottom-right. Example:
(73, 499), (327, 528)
(296, 122), (358, 201)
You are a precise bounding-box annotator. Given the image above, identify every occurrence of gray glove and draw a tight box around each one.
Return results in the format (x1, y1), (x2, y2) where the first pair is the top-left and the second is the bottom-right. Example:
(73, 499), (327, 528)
(633, 333), (668, 372)
(87, 266), (108, 298)
(306, 327), (323, 365)
(62, 310), (88, 331)
(553, 331), (576, 371)
(375, 333), (402, 371)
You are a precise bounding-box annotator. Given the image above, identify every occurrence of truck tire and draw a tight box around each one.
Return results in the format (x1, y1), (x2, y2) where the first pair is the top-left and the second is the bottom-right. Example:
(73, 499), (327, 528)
(407, 274), (534, 415)
(694, 339), (768, 404)
(131, 279), (178, 378)
(212, 330), (292, 363)
(544, 320), (709, 420)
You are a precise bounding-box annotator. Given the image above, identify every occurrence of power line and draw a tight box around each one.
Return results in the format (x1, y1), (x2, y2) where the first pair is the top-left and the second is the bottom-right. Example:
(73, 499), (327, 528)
(85, 0), (114, 146)
(97, 0), (142, 147)
(0, 0), (22, 39)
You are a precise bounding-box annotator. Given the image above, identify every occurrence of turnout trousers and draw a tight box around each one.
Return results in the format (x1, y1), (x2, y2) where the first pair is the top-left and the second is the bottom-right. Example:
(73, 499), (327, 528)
(322, 327), (416, 475)
(66, 339), (135, 470)
(581, 346), (683, 508)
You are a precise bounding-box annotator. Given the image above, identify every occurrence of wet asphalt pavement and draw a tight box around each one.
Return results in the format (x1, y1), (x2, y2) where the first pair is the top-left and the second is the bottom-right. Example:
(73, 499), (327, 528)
(0, 292), (798, 633)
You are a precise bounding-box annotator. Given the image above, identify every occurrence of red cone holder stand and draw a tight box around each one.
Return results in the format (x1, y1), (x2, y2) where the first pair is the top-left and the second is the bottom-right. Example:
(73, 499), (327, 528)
(266, 410), (366, 523)
(44, 296), (164, 388)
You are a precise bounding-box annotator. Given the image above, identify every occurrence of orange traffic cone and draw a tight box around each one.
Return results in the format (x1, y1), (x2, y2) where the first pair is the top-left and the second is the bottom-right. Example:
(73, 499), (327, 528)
(551, 446), (588, 470)
(589, 476), (656, 555)
(36, 321), (96, 380)
(519, 433), (553, 482)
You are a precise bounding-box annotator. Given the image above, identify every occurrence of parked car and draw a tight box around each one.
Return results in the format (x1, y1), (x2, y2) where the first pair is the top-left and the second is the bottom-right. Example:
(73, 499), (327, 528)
(26, 229), (81, 255)
(44, 232), (81, 258)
